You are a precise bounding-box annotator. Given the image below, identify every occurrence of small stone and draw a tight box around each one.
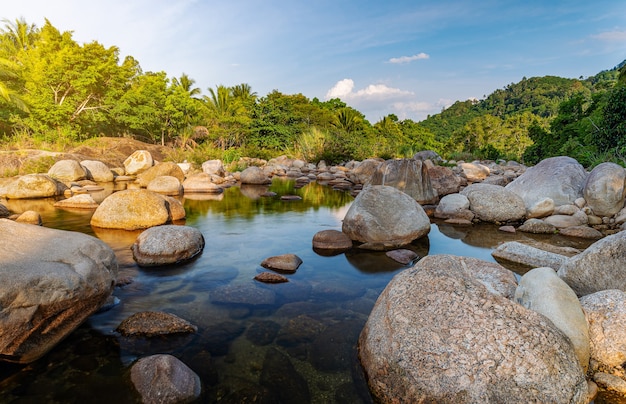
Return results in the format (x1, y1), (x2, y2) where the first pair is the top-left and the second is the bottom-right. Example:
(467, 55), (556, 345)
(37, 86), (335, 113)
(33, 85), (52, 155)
(261, 254), (303, 273)
(385, 249), (419, 265)
(312, 229), (352, 253)
(54, 194), (99, 209)
(15, 210), (42, 225)
(254, 272), (289, 283)
(499, 225), (516, 233)
(131, 354), (201, 403)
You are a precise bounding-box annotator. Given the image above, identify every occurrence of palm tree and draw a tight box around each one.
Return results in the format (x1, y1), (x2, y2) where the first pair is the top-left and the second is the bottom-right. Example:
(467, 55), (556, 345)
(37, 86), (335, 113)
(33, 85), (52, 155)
(205, 85), (236, 117)
(0, 57), (27, 111)
(0, 18), (38, 58)
(231, 83), (257, 104)
(333, 108), (362, 134)
(172, 73), (201, 98)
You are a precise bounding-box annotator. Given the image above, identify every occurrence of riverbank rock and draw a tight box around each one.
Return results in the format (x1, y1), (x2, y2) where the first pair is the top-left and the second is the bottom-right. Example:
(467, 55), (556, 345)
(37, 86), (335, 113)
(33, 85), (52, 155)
(131, 225), (204, 266)
(311, 229), (353, 254)
(342, 185), (430, 250)
(147, 175), (183, 196)
(90, 189), (172, 230)
(54, 194), (100, 209)
(583, 162), (626, 217)
(130, 354), (201, 404)
(558, 231), (626, 297)
(580, 290), (626, 370)
(2, 174), (67, 199)
(434, 193), (474, 221)
(517, 218), (557, 234)
(137, 161), (185, 187)
(505, 156), (587, 210)
(47, 159), (87, 182)
(461, 183), (526, 223)
(202, 159), (225, 176)
(117, 311), (197, 337)
(459, 162), (490, 182)
(428, 165), (463, 196)
(182, 173), (223, 193)
(80, 160), (114, 182)
(515, 267), (590, 372)
(123, 150), (154, 175)
(359, 254), (587, 403)
(492, 241), (569, 270)
(0, 219), (117, 363)
(368, 158), (438, 204)
(240, 166), (271, 185)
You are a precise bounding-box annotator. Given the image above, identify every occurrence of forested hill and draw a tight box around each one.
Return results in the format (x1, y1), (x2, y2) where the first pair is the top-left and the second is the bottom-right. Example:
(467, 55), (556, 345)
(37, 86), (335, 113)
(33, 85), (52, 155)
(418, 60), (626, 166)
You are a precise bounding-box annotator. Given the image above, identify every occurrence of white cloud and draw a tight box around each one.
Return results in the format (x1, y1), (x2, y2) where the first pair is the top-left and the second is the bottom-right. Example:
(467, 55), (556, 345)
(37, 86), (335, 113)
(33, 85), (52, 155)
(325, 78), (355, 98)
(388, 52), (430, 64)
(591, 30), (626, 41)
(326, 79), (413, 101)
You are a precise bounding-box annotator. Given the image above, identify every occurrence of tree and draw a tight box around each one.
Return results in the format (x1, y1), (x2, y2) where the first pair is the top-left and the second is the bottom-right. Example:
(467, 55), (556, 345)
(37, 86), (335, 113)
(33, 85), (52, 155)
(204, 85), (250, 149)
(172, 73), (201, 98)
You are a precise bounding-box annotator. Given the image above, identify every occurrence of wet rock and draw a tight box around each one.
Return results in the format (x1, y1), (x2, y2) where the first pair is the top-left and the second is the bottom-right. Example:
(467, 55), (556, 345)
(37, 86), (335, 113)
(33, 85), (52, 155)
(558, 231), (626, 296)
(54, 194), (99, 209)
(130, 354), (201, 404)
(240, 166), (271, 185)
(580, 289), (626, 369)
(517, 218), (557, 234)
(246, 320), (281, 346)
(131, 225), (204, 267)
(123, 150), (154, 175)
(506, 156), (587, 209)
(584, 162), (626, 217)
(434, 193), (474, 221)
(276, 315), (324, 347)
(312, 229), (353, 254)
(368, 158), (438, 204)
(385, 249), (418, 265)
(80, 160), (114, 182)
(260, 347), (310, 404)
(492, 241), (569, 271)
(90, 189), (171, 230)
(210, 284), (276, 306)
(0, 219), (117, 363)
(147, 175), (183, 195)
(199, 321), (245, 356)
(515, 267), (590, 372)
(359, 254), (587, 403)
(48, 159), (87, 182)
(280, 195), (302, 201)
(254, 272), (289, 283)
(3, 174), (67, 199)
(342, 185), (430, 250)
(116, 311), (197, 337)
(261, 254), (303, 273)
(559, 225), (603, 239)
(461, 183), (526, 223)
(311, 281), (367, 301)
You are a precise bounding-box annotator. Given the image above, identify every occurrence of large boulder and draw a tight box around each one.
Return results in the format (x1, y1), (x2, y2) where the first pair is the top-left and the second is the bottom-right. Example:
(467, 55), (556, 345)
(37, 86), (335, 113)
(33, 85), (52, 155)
(580, 290), (626, 370)
(515, 267), (590, 372)
(428, 165), (463, 197)
(130, 354), (201, 404)
(342, 185), (431, 250)
(348, 158), (382, 184)
(368, 158), (438, 204)
(505, 156), (587, 210)
(583, 162), (626, 217)
(240, 166), (271, 185)
(202, 159), (225, 176)
(90, 189), (172, 230)
(123, 150), (154, 175)
(0, 219), (117, 363)
(146, 175), (183, 196)
(47, 159), (87, 182)
(80, 160), (114, 182)
(558, 231), (626, 297)
(461, 183), (526, 223)
(136, 161), (185, 188)
(359, 254), (587, 403)
(459, 162), (490, 182)
(131, 225), (205, 267)
(2, 174), (67, 199)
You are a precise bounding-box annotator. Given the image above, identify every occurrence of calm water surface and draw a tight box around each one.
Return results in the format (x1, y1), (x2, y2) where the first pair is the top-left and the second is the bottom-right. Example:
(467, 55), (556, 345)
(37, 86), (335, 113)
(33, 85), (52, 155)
(0, 179), (604, 403)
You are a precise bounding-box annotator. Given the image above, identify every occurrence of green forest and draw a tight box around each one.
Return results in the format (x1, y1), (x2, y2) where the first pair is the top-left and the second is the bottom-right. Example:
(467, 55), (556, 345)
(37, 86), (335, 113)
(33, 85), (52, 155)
(1, 18), (625, 168)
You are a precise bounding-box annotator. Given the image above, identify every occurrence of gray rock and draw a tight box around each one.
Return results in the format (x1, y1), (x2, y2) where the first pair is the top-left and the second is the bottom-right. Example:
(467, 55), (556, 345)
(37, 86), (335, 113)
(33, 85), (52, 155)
(131, 225), (204, 266)
(123, 150), (154, 175)
(240, 166), (272, 185)
(580, 290), (626, 369)
(505, 156), (587, 209)
(461, 183), (526, 223)
(0, 219), (117, 363)
(130, 354), (201, 404)
(47, 159), (87, 182)
(80, 160), (114, 182)
(368, 158), (438, 204)
(311, 229), (352, 253)
(584, 162), (626, 217)
(359, 254), (587, 403)
(517, 218), (557, 234)
(412, 150), (441, 161)
(202, 159), (225, 176)
(559, 225), (603, 239)
(526, 197), (555, 218)
(349, 158), (382, 184)
(90, 189), (172, 230)
(544, 214), (586, 228)
(54, 194), (100, 209)
(434, 193), (474, 221)
(515, 267), (590, 372)
(385, 249), (418, 265)
(117, 311), (197, 337)
(342, 185), (430, 250)
(260, 254), (303, 273)
(492, 241), (569, 270)
(558, 231), (626, 296)
(428, 165), (463, 196)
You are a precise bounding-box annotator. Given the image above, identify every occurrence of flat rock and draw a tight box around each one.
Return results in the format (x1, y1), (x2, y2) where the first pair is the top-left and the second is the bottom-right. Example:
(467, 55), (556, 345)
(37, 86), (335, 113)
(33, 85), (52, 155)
(54, 194), (99, 209)
(261, 254), (303, 273)
(492, 241), (569, 271)
(385, 249), (418, 264)
(3, 174), (67, 199)
(254, 272), (289, 283)
(559, 225), (604, 239)
(116, 311), (197, 337)
(517, 218), (557, 234)
(131, 225), (204, 266)
(131, 354), (201, 404)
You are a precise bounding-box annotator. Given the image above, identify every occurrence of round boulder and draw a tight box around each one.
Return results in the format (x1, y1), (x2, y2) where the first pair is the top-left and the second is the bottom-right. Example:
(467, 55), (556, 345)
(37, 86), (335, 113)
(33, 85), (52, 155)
(240, 166), (272, 185)
(131, 354), (201, 404)
(3, 174), (67, 199)
(137, 161), (185, 187)
(80, 160), (114, 182)
(123, 150), (154, 176)
(47, 159), (87, 182)
(312, 229), (353, 254)
(434, 193), (474, 221)
(359, 254), (587, 403)
(461, 183), (526, 223)
(147, 175), (183, 196)
(131, 225), (204, 266)
(583, 162), (626, 217)
(202, 159), (225, 176)
(260, 254), (303, 273)
(90, 189), (171, 230)
(342, 185), (431, 250)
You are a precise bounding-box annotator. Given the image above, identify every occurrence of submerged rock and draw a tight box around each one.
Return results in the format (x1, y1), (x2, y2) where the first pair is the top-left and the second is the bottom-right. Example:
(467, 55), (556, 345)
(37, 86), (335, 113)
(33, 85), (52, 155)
(130, 354), (201, 404)
(116, 311), (197, 337)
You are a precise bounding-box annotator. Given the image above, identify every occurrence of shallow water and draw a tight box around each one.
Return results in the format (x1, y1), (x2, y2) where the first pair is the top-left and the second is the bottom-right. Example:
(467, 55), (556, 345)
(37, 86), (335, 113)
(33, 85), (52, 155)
(0, 179), (612, 403)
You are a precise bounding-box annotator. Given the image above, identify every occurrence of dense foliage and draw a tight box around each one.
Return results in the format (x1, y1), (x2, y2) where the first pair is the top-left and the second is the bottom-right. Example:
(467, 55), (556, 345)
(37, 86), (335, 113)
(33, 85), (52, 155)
(0, 18), (624, 167)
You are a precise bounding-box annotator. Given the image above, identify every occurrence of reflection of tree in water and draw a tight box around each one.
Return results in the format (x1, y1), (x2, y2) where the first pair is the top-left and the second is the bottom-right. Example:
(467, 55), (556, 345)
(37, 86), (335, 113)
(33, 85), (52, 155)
(184, 179), (354, 221)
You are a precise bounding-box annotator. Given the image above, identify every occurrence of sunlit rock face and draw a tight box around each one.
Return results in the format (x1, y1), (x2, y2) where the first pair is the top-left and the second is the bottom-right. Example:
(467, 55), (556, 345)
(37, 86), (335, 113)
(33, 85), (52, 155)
(0, 219), (117, 364)
(583, 162), (626, 217)
(368, 158), (438, 204)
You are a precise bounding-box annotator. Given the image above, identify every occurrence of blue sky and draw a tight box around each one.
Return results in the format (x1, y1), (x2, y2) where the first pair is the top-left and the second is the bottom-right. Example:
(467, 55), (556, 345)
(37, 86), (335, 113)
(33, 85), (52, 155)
(3, 0), (625, 122)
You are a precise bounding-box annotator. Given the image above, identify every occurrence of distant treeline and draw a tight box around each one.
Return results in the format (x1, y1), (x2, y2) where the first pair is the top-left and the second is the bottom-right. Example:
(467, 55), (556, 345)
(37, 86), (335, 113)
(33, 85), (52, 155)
(1, 18), (625, 166)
